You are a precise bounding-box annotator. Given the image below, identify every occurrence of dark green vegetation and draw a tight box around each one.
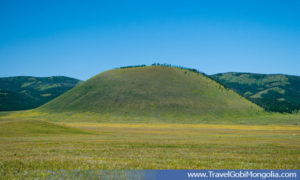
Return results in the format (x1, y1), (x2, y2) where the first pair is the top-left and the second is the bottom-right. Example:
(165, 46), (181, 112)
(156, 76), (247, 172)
(0, 76), (81, 111)
(41, 66), (262, 121)
(212, 73), (300, 113)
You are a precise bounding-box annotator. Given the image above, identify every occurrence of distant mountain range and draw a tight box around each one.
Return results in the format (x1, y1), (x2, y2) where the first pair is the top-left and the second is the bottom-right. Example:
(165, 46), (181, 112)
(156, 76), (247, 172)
(1, 67), (300, 114)
(211, 73), (300, 113)
(0, 76), (81, 111)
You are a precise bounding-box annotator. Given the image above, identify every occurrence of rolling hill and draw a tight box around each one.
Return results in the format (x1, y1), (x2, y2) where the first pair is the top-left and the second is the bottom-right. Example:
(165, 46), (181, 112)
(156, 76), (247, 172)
(40, 66), (262, 120)
(0, 76), (81, 111)
(211, 73), (300, 113)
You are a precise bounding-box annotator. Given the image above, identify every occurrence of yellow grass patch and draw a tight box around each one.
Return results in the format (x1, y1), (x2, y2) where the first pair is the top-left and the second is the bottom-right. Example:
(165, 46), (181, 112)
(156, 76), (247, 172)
(64, 122), (300, 131)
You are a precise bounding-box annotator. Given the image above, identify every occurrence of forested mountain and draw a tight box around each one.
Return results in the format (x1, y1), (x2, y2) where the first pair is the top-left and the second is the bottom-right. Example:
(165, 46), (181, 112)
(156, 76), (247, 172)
(0, 76), (81, 111)
(212, 73), (300, 113)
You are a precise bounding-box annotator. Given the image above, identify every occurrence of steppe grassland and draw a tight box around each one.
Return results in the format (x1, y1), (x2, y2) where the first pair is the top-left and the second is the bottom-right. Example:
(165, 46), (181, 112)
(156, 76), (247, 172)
(1, 110), (300, 125)
(0, 109), (299, 178)
(1, 120), (300, 179)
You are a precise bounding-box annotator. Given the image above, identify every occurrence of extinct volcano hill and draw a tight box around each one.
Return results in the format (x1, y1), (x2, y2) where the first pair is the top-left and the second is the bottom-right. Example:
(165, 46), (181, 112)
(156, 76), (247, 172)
(40, 66), (262, 119)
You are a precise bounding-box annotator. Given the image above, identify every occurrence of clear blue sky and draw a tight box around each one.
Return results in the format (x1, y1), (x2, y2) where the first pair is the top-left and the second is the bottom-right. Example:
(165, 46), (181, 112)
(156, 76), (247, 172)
(0, 0), (299, 80)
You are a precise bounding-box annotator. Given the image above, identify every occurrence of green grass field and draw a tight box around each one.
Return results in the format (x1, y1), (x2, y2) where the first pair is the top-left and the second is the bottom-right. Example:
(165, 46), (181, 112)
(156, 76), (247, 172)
(0, 112), (299, 179)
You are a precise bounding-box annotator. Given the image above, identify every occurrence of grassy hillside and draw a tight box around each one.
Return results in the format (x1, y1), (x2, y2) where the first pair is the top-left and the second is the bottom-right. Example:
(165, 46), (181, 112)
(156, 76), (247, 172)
(0, 76), (81, 111)
(211, 73), (300, 113)
(40, 66), (262, 121)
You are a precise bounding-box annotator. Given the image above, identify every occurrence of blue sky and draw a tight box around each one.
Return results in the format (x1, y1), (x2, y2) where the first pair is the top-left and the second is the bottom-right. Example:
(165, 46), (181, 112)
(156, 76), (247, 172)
(0, 0), (299, 80)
